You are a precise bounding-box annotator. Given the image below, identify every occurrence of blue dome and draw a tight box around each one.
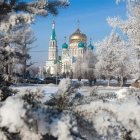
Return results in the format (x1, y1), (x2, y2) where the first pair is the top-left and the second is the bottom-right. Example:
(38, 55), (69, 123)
(78, 42), (85, 48)
(88, 44), (94, 50)
(62, 43), (68, 49)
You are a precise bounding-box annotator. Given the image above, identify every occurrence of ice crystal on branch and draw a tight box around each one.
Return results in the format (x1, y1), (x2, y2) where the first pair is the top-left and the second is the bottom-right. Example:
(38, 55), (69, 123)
(0, 0), (69, 100)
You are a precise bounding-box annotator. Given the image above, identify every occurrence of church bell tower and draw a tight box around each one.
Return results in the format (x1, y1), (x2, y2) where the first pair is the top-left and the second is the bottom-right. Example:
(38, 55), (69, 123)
(48, 21), (57, 61)
(45, 21), (58, 75)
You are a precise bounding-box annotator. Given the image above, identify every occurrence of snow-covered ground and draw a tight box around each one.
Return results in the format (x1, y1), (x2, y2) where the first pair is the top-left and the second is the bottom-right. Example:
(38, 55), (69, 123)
(1, 78), (139, 140)
(12, 84), (58, 103)
(12, 81), (135, 102)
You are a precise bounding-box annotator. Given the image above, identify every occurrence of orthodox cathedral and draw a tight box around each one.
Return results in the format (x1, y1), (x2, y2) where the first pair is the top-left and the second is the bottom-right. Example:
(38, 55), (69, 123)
(45, 21), (94, 75)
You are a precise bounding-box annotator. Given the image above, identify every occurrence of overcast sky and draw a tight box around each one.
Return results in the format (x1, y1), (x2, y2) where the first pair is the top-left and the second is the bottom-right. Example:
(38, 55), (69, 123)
(30, 0), (127, 66)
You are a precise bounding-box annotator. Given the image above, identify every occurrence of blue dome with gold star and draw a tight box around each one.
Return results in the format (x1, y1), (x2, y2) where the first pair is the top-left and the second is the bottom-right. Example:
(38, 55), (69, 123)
(88, 38), (94, 50)
(62, 43), (68, 49)
(88, 44), (94, 50)
(78, 42), (85, 48)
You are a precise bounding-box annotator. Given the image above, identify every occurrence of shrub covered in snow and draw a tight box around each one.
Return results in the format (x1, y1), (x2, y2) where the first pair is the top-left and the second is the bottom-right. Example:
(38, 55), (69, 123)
(0, 78), (140, 140)
(0, 0), (69, 102)
(0, 79), (87, 140)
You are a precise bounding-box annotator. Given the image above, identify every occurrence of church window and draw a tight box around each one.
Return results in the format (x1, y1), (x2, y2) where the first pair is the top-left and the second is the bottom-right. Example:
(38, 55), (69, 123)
(53, 42), (55, 46)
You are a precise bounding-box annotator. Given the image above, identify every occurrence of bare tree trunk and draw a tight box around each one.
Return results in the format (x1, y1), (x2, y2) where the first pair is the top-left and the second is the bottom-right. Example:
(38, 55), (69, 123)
(23, 59), (27, 79)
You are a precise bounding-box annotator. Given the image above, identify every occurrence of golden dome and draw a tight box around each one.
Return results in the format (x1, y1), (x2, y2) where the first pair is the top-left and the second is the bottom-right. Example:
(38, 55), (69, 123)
(70, 28), (87, 43)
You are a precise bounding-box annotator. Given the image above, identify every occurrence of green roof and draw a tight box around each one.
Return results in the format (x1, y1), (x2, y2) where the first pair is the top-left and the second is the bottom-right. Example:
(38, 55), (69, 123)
(78, 42), (85, 48)
(51, 28), (56, 40)
(51, 21), (56, 40)
(62, 43), (68, 49)
(88, 44), (94, 50)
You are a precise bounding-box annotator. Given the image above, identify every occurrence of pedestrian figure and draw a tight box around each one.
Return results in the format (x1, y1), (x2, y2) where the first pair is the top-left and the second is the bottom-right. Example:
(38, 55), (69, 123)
(123, 77), (127, 85)
(63, 72), (66, 78)
(117, 76), (121, 84)
(77, 76), (82, 89)
(88, 76), (93, 86)
(78, 76), (82, 82)
(94, 78), (97, 85)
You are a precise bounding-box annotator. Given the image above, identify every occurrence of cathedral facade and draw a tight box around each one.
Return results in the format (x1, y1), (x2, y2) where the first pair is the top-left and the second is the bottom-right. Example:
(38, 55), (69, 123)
(45, 21), (94, 75)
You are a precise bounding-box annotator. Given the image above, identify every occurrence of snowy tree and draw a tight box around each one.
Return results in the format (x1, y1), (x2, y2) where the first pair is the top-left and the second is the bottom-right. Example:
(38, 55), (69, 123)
(114, 2), (140, 44)
(0, 0), (69, 101)
(82, 49), (96, 79)
(96, 31), (130, 86)
(115, 43), (132, 86)
(108, 0), (140, 79)
(73, 50), (96, 79)
(73, 56), (83, 78)
(28, 66), (39, 78)
(14, 24), (36, 79)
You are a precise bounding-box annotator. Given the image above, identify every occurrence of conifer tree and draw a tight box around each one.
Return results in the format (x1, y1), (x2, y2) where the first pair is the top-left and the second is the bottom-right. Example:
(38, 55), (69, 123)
(0, 0), (69, 101)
